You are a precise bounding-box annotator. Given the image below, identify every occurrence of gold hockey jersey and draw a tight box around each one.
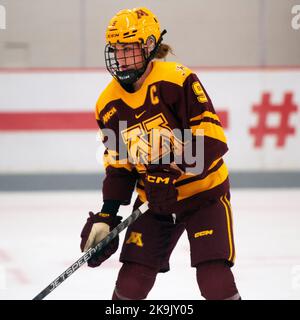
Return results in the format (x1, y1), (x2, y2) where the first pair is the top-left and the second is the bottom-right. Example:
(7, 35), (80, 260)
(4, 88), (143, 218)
(95, 61), (229, 209)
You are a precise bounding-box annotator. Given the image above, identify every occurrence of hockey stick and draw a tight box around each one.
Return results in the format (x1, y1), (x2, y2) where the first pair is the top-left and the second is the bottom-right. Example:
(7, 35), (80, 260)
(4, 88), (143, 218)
(33, 202), (149, 300)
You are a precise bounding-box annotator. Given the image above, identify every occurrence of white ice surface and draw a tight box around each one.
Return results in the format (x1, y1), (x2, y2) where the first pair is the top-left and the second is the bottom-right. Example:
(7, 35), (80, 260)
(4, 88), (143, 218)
(0, 189), (300, 300)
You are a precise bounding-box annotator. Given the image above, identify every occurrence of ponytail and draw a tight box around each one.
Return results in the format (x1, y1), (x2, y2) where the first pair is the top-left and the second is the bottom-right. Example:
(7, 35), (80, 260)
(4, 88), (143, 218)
(154, 43), (173, 59)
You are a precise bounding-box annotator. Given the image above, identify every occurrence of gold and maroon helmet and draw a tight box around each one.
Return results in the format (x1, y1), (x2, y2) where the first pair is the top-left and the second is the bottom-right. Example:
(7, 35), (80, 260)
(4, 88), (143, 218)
(104, 7), (167, 87)
(106, 7), (161, 45)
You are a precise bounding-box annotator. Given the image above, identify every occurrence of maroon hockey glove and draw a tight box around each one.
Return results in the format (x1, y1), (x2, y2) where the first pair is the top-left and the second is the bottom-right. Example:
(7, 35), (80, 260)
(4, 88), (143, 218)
(80, 212), (122, 268)
(143, 164), (181, 214)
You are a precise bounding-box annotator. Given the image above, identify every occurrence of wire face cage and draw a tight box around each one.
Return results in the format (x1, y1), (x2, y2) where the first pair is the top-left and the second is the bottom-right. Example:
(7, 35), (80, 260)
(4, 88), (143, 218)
(104, 42), (147, 85)
(104, 30), (166, 86)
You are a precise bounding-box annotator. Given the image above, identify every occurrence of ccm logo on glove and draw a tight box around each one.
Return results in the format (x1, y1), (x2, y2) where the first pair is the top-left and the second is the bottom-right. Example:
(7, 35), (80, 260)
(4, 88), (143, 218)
(146, 175), (170, 184)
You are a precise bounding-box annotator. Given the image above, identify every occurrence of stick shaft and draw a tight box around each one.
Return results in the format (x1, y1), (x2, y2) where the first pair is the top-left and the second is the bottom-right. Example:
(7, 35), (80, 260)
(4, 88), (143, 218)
(33, 202), (148, 300)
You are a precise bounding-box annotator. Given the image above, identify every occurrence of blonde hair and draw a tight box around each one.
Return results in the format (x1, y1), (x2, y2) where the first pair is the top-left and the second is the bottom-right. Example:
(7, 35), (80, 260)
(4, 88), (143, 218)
(155, 43), (173, 59)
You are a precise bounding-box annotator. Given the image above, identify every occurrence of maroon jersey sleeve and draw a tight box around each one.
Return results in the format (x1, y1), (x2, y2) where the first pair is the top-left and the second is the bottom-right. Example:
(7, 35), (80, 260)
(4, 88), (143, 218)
(177, 73), (228, 174)
(97, 119), (137, 205)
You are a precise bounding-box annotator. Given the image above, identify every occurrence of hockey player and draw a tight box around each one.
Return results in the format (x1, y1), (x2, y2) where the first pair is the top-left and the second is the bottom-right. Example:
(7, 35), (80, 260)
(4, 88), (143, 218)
(80, 7), (240, 300)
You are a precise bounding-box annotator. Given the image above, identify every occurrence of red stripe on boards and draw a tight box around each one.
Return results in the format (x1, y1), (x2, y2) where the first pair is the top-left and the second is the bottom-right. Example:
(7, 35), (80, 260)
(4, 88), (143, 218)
(0, 112), (97, 131)
(0, 110), (228, 131)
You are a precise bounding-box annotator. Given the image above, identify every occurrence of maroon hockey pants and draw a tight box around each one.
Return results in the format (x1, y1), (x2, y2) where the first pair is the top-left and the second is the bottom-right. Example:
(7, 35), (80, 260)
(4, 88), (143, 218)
(111, 260), (239, 300)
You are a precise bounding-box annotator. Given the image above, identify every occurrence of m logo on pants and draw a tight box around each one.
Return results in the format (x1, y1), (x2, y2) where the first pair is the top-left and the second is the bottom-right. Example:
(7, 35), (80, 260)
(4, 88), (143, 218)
(126, 232), (144, 247)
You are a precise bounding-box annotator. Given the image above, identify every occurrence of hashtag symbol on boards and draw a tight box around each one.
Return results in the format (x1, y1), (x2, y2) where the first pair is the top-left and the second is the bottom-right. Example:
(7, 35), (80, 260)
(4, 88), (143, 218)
(249, 92), (298, 148)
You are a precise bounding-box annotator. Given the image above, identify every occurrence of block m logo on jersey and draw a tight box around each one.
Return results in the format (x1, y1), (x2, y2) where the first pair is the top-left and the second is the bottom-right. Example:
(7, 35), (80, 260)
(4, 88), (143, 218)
(121, 113), (183, 164)
(126, 232), (144, 247)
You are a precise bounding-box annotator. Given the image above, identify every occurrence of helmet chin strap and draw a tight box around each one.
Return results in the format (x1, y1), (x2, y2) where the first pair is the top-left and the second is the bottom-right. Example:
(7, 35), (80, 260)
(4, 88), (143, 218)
(116, 29), (167, 88)
(116, 66), (146, 86)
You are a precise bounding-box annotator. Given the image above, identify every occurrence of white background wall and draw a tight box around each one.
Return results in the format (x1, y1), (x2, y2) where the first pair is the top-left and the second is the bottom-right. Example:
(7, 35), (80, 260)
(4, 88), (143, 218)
(0, 0), (300, 67)
(0, 69), (299, 173)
